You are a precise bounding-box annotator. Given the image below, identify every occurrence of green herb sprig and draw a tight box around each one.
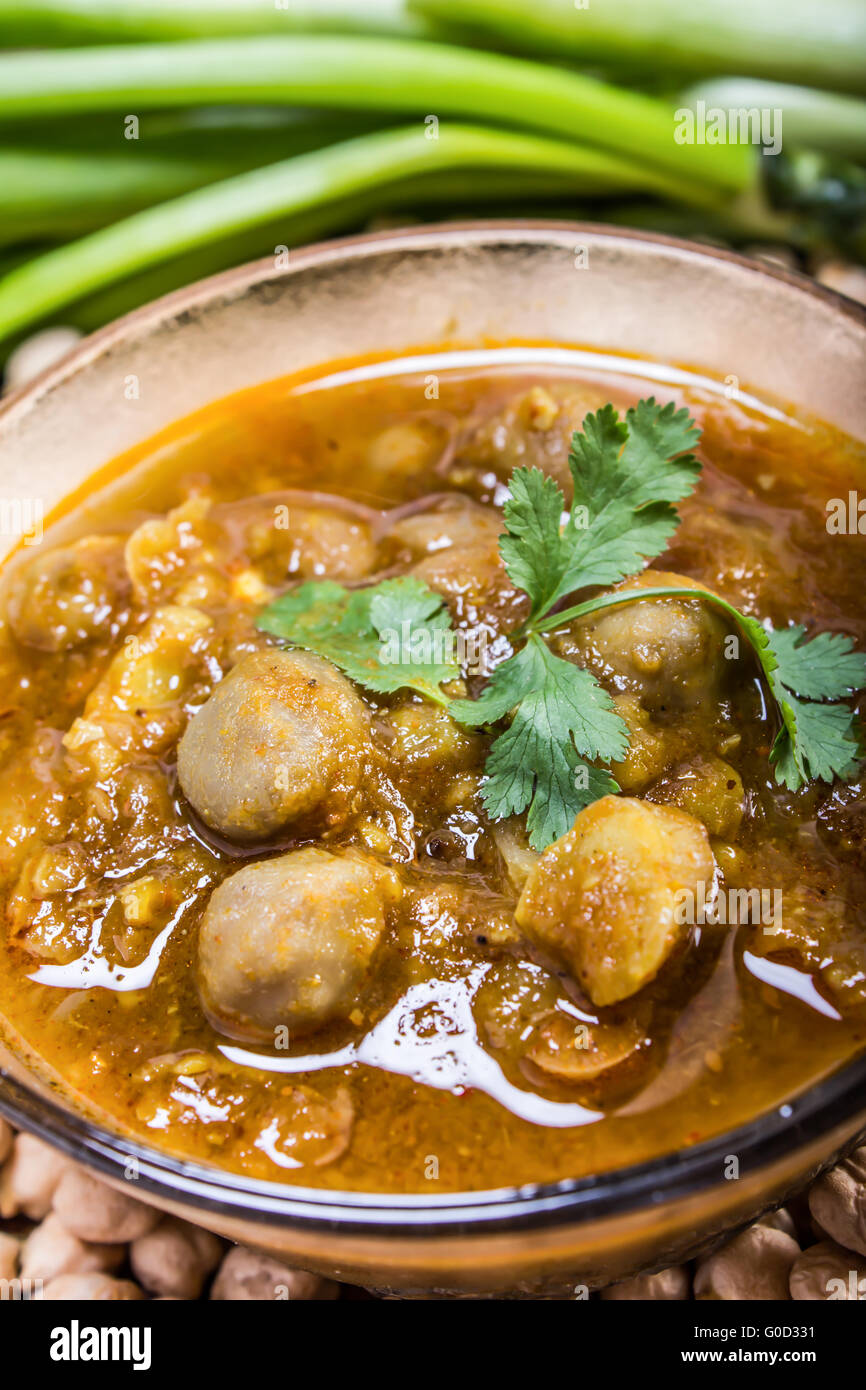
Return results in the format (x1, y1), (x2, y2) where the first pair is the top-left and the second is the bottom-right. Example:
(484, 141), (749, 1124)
(257, 397), (866, 849)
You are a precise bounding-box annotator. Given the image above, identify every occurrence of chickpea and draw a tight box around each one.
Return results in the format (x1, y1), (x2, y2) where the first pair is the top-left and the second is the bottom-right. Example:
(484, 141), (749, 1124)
(0, 1133), (71, 1220)
(601, 1266), (690, 1300)
(757, 1206), (798, 1239)
(808, 1147), (866, 1256)
(6, 536), (128, 653)
(647, 755), (745, 840)
(130, 1217), (224, 1299)
(516, 795), (715, 1006)
(561, 570), (732, 712)
(20, 1212), (124, 1284)
(790, 1240), (866, 1300)
(198, 848), (400, 1041)
(694, 1225), (800, 1300)
(52, 1168), (160, 1244)
(210, 1246), (339, 1301)
(178, 649), (371, 843)
(40, 1273), (144, 1301)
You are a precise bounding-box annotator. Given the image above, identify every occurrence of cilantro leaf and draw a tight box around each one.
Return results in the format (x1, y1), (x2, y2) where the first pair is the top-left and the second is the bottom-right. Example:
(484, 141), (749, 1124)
(762, 625), (865, 788)
(451, 634), (627, 848)
(711, 610), (864, 788)
(499, 398), (702, 625)
(256, 575), (459, 704)
(535, 578), (865, 806)
(497, 468), (570, 622)
(764, 624), (866, 701)
(254, 396), (866, 853)
(771, 695), (861, 788)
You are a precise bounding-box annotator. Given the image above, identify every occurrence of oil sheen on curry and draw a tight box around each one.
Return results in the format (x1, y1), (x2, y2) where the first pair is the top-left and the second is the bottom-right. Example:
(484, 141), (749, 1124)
(1, 349), (865, 1194)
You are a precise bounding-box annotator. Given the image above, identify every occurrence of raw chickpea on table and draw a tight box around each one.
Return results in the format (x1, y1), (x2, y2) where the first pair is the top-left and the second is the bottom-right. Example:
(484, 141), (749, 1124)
(2, 1118), (866, 1298)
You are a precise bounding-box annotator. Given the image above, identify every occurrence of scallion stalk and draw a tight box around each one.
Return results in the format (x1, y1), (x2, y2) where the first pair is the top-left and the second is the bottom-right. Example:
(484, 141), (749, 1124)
(0, 0), (432, 45)
(0, 36), (753, 192)
(678, 79), (866, 161)
(0, 122), (728, 344)
(411, 0), (866, 93)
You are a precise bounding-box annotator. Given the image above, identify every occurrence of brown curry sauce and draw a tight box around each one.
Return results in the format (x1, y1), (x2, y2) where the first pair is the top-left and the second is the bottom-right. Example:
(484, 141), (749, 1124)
(0, 350), (864, 1193)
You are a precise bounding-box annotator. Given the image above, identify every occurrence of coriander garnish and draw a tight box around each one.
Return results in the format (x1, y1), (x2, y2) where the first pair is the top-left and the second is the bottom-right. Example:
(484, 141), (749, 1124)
(257, 397), (866, 850)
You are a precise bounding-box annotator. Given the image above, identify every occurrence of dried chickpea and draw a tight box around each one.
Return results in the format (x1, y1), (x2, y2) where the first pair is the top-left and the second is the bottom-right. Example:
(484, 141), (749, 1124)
(808, 1147), (866, 1257)
(694, 1225), (800, 1300)
(790, 1240), (866, 1300)
(0, 1231), (19, 1282)
(40, 1273), (144, 1301)
(21, 1212), (124, 1284)
(52, 1167), (160, 1243)
(130, 1217), (224, 1299)
(210, 1246), (339, 1301)
(0, 1133), (70, 1219)
(601, 1266), (690, 1300)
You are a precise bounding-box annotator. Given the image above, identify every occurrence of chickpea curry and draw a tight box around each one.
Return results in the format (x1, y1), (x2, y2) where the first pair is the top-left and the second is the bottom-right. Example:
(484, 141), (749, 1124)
(1, 350), (865, 1194)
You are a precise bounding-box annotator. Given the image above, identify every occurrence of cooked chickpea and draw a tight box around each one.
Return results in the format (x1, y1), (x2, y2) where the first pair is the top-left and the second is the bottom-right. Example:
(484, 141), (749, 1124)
(384, 700), (481, 775)
(608, 693), (682, 793)
(7, 536), (129, 653)
(367, 421), (446, 481)
(647, 755), (745, 839)
(198, 848), (401, 1041)
(247, 505), (377, 585)
(386, 502), (502, 558)
(177, 648), (371, 843)
(516, 796), (715, 1006)
(561, 570), (731, 712)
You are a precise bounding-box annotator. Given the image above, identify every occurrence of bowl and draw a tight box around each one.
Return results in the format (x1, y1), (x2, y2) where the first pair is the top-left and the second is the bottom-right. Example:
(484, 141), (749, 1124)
(1, 222), (865, 1297)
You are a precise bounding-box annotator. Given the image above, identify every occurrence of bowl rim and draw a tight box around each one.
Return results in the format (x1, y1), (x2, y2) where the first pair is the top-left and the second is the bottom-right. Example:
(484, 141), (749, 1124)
(2, 1055), (866, 1235)
(2, 218), (865, 423)
(1, 219), (865, 1237)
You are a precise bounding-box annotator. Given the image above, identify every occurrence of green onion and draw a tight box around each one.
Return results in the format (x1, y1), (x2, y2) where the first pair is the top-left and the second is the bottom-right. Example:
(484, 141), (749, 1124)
(0, 122), (722, 343)
(61, 172), (665, 332)
(0, 145), (619, 245)
(0, 150), (238, 242)
(412, 0), (866, 93)
(0, 36), (753, 192)
(0, 0), (432, 45)
(4, 106), (386, 159)
(678, 80), (866, 161)
(0, 110), (390, 243)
